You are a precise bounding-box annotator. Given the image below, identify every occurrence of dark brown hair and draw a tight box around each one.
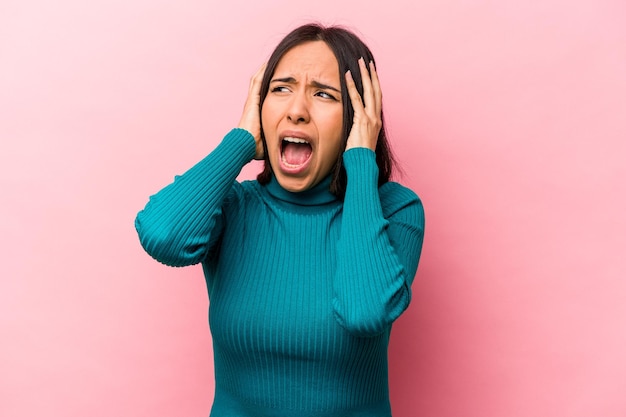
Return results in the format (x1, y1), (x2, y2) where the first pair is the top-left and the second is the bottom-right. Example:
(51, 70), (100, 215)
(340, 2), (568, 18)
(257, 23), (396, 198)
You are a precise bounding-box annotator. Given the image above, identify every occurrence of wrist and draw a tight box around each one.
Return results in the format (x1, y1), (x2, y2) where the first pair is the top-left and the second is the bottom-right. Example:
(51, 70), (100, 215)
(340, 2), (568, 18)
(343, 147), (377, 171)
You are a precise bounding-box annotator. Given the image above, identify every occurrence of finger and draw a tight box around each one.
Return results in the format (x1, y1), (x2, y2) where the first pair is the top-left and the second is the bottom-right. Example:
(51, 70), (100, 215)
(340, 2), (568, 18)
(254, 62), (267, 81)
(249, 63), (267, 94)
(369, 61), (382, 115)
(358, 58), (375, 113)
(345, 69), (365, 114)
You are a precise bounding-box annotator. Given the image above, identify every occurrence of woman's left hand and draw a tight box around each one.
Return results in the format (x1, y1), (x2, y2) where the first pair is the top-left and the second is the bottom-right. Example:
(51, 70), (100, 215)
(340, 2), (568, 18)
(344, 58), (382, 152)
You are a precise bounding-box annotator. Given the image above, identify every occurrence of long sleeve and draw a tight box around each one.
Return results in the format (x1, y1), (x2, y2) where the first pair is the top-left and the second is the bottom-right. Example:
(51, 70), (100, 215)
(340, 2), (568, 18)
(134, 128), (256, 267)
(333, 148), (425, 337)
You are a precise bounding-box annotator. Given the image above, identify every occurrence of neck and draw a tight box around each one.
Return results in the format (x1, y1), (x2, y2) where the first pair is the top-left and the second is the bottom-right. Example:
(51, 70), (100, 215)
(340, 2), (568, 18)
(265, 175), (337, 206)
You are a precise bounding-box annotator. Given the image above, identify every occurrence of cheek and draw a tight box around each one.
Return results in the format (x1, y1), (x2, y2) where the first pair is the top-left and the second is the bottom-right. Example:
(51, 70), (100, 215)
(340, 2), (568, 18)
(319, 130), (344, 166)
(260, 103), (276, 141)
(317, 106), (343, 132)
(332, 108), (344, 135)
(323, 111), (344, 151)
(260, 104), (269, 131)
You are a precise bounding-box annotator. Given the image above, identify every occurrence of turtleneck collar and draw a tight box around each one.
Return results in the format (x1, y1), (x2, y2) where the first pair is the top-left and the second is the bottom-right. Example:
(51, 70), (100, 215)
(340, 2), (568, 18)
(265, 175), (338, 206)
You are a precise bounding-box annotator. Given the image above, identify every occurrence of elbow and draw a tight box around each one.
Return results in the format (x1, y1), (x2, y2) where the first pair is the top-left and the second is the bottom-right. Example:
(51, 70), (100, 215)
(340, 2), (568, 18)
(333, 285), (411, 338)
(135, 213), (203, 267)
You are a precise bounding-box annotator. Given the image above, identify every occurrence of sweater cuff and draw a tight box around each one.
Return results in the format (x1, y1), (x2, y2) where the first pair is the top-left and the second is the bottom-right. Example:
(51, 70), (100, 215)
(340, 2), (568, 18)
(342, 147), (379, 184)
(222, 128), (257, 163)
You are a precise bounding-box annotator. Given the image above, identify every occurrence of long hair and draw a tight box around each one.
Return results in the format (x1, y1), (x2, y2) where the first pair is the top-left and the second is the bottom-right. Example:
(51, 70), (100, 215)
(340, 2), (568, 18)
(257, 23), (396, 198)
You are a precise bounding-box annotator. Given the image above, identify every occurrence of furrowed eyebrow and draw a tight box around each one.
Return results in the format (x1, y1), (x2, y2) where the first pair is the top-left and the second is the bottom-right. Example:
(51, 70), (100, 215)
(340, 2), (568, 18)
(271, 76), (297, 84)
(311, 80), (341, 93)
(271, 77), (341, 93)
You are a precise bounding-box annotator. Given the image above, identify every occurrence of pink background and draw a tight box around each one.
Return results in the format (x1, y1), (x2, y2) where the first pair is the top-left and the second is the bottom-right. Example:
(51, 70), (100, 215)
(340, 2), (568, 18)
(1, 1), (625, 416)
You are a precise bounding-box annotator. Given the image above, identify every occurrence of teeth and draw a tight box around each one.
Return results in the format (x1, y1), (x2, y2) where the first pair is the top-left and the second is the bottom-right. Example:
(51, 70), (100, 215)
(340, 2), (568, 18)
(283, 137), (309, 144)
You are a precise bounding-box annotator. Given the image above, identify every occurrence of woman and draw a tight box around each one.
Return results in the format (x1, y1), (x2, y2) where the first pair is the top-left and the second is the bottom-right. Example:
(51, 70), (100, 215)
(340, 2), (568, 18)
(136, 23), (425, 417)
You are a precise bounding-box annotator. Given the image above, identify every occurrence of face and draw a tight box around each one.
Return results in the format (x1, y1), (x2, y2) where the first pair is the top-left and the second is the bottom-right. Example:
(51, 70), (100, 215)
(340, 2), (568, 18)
(261, 41), (344, 193)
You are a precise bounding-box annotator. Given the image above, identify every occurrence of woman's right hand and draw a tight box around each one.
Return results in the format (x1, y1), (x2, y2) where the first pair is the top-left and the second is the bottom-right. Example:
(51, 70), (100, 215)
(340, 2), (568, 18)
(238, 63), (267, 160)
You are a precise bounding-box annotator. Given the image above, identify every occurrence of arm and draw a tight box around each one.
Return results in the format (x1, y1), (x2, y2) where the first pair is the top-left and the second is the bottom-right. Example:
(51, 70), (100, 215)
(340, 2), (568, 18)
(333, 148), (425, 337)
(135, 64), (266, 267)
(134, 129), (256, 267)
(332, 58), (425, 336)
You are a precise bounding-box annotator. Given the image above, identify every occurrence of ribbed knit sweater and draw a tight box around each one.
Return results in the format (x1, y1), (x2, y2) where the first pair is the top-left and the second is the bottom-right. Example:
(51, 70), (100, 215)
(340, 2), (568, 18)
(135, 128), (425, 417)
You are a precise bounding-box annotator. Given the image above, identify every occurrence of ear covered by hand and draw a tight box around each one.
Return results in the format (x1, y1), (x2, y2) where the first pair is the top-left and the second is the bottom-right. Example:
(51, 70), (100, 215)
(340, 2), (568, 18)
(344, 58), (382, 152)
(238, 63), (267, 160)
(237, 58), (382, 160)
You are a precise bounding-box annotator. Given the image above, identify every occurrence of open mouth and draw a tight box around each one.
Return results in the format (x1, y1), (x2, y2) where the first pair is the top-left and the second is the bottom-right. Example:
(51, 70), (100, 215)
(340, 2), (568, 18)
(281, 137), (313, 168)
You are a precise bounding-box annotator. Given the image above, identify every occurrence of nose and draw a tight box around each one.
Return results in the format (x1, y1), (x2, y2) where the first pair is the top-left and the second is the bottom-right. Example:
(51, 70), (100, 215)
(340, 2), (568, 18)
(286, 91), (310, 124)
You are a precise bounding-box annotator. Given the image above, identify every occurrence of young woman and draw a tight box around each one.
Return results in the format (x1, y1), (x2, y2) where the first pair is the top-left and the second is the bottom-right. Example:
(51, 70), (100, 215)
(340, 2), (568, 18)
(136, 23), (425, 417)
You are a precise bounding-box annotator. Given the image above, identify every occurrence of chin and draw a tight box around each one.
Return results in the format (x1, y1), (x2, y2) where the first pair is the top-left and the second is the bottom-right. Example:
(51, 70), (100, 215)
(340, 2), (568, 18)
(276, 175), (313, 193)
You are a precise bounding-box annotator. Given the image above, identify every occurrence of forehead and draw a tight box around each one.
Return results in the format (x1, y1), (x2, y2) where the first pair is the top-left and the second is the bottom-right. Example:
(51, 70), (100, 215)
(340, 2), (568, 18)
(274, 41), (339, 81)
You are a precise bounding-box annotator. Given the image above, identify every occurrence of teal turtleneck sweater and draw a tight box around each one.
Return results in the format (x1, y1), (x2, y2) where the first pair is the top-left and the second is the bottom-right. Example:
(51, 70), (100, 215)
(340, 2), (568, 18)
(135, 128), (425, 417)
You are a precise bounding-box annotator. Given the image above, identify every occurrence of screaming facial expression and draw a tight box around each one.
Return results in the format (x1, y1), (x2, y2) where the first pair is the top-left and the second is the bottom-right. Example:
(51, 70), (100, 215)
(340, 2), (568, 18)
(261, 41), (344, 193)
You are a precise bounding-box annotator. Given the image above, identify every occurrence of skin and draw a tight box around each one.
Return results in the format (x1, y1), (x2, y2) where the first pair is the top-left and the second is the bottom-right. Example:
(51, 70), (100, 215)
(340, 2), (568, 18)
(238, 41), (383, 192)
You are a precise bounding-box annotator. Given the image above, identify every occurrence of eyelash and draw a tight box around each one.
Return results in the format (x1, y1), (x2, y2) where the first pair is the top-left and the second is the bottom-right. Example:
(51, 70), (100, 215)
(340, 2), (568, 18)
(315, 91), (337, 101)
(270, 87), (338, 101)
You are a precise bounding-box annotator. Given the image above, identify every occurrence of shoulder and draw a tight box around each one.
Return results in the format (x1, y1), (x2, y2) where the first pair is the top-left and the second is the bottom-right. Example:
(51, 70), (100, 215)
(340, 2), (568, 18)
(219, 179), (260, 209)
(240, 179), (266, 200)
(379, 182), (425, 224)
